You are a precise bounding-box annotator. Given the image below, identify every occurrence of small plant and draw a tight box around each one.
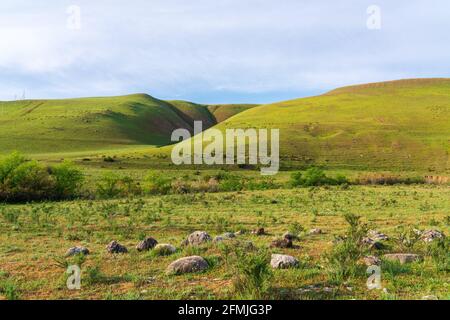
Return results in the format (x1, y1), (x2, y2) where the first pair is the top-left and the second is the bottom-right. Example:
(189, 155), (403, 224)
(232, 248), (273, 299)
(427, 238), (449, 272)
(143, 171), (171, 194)
(96, 173), (140, 198)
(288, 222), (305, 238)
(324, 213), (367, 284)
(395, 227), (421, 252)
(0, 280), (20, 300)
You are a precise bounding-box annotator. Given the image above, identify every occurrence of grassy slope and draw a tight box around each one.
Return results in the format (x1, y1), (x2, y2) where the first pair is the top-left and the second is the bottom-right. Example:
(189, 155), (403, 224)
(203, 79), (450, 172)
(1, 185), (448, 299)
(0, 94), (256, 155)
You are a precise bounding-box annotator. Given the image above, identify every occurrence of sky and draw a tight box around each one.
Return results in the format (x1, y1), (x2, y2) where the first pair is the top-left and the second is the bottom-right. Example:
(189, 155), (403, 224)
(1, 0), (450, 104)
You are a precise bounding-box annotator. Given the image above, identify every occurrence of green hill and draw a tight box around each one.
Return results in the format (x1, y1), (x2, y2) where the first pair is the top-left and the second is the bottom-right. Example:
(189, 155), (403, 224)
(196, 78), (450, 172)
(0, 94), (256, 155)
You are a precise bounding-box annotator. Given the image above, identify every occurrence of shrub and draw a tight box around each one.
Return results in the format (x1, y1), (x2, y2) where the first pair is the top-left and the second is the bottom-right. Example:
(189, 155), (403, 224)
(143, 171), (171, 194)
(0, 152), (85, 202)
(96, 173), (140, 198)
(290, 168), (348, 187)
(51, 161), (84, 199)
(232, 248), (273, 299)
(0, 280), (20, 300)
(355, 173), (425, 185)
(427, 238), (449, 272)
(0, 157), (55, 202)
(0, 152), (26, 184)
(325, 213), (367, 283)
(218, 174), (244, 192)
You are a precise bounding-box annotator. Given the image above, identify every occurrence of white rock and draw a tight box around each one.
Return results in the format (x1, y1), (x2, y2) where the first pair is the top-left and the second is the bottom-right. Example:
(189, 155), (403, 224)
(270, 254), (299, 269)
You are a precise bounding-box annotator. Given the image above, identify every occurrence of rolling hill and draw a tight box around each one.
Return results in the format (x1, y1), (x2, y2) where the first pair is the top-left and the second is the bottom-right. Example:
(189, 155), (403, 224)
(186, 78), (450, 172)
(0, 94), (256, 155)
(1, 78), (449, 172)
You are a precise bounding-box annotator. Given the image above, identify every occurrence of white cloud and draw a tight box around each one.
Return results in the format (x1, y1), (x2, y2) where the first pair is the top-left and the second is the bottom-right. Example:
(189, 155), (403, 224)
(0, 0), (449, 102)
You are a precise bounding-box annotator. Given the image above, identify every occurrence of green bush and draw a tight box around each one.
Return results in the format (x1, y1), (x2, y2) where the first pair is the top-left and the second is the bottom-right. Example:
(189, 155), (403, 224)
(51, 161), (84, 199)
(0, 152), (85, 202)
(218, 173), (244, 192)
(96, 173), (141, 198)
(143, 171), (171, 194)
(290, 167), (348, 187)
(232, 248), (273, 299)
(0, 154), (54, 202)
(325, 213), (367, 283)
(427, 238), (449, 272)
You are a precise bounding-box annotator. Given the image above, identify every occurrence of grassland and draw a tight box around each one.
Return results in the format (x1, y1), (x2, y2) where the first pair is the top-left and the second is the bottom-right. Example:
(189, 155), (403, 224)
(0, 78), (448, 300)
(205, 78), (450, 172)
(0, 94), (256, 155)
(0, 180), (448, 300)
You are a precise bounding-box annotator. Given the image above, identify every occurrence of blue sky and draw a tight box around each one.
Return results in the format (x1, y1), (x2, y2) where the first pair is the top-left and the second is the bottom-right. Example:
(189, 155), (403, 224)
(1, 0), (450, 103)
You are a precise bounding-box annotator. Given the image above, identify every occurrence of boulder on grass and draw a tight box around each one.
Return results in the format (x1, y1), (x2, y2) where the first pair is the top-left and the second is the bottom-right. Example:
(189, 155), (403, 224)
(270, 238), (293, 249)
(106, 241), (128, 254)
(367, 230), (389, 241)
(182, 231), (212, 246)
(420, 230), (445, 243)
(214, 232), (236, 243)
(270, 254), (299, 269)
(362, 255), (381, 266)
(136, 237), (158, 252)
(166, 256), (209, 275)
(251, 228), (266, 236)
(283, 232), (298, 241)
(361, 237), (384, 250)
(154, 244), (176, 256)
(65, 246), (90, 257)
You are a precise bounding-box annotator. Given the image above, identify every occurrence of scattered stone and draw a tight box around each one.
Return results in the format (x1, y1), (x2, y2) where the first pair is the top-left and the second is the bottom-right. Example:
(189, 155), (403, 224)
(282, 232), (298, 241)
(361, 237), (384, 250)
(270, 238), (293, 249)
(309, 228), (323, 235)
(362, 255), (381, 266)
(383, 253), (422, 264)
(154, 244), (176, 256)
(166, 256), (209, 275)
(65, 246), (90, 257)
(213, 236), (225, 243)
(222, 232), (236, 239)
(252, 228), (266, 236)
(420, 230), (445, 243)
(106, 241), (128, 254)
(234, 230), (246, 236)
(136, 237), (158, 252)
(367, 230), (389, 241)
(182, 231), (212, 246)
(270, 254), (299, 269)
(214, 232), (236, 242)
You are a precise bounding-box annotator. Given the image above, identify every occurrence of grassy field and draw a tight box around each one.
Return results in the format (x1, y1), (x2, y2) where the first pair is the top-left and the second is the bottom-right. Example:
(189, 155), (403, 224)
(0, 79), (448, 300)
(0, 182), (448, 300)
